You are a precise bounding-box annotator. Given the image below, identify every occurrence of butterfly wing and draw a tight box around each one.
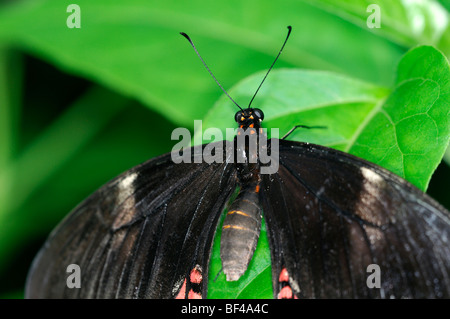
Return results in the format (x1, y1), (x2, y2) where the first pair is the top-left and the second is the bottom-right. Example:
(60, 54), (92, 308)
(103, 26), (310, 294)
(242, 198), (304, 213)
(261, 139), (450, 299)
(26, 141), (237, 299)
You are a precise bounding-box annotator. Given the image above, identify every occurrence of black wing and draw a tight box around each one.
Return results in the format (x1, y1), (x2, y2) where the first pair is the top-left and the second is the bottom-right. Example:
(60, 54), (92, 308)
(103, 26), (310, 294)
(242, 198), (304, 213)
(261, 139), (450, 299)
(26, 141), (237, 299)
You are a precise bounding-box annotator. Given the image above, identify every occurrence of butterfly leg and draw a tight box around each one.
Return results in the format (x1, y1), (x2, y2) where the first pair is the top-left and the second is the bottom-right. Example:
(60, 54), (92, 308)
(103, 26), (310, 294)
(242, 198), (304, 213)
(282, 125), (327, 140)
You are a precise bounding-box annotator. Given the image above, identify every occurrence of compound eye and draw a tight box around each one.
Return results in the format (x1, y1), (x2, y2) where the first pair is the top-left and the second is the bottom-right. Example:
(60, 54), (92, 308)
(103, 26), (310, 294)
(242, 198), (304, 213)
(234, 111), (243, 123)
(252, 108), (264, 121)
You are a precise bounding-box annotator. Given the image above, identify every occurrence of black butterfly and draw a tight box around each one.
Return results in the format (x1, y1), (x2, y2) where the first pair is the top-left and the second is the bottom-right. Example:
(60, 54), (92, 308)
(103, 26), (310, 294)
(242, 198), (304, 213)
(26, 27), (450, 299)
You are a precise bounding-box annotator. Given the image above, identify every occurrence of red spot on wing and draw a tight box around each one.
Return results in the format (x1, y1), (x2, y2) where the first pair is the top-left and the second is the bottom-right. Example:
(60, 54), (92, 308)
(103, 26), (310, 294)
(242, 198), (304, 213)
(278, 286), (298, 299)
(188, 290), (202, 299)
(190, 267), (203, 284)
(277, 267), (299, 299)
(175, 279), (187, 299)
(278, 286), (293, 299)
(279, 268), (289, 282)
(175, 266), (203, 299)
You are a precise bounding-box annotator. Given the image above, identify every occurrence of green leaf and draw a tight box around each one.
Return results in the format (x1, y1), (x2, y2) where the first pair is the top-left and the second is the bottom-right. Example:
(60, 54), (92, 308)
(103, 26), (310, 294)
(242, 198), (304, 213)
(350, 45), (450, 190)
(438, 25), (450, 59)
(0, 86), (130, 273)
(0, 0), (404, 128)
(305, 0), (450, 50)
(0, 48), (21, 168)
(207, 45), (449, 298)
(200, 68), (390, 149)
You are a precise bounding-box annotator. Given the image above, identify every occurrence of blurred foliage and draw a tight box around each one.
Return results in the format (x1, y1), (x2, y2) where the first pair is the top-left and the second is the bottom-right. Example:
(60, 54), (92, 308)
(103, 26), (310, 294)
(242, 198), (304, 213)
(0, 0), (448, 298)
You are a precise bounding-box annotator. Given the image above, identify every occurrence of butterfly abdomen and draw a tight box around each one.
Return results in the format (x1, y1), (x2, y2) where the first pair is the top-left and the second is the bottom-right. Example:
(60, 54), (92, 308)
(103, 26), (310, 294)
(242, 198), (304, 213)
(220, 181), (262, 281)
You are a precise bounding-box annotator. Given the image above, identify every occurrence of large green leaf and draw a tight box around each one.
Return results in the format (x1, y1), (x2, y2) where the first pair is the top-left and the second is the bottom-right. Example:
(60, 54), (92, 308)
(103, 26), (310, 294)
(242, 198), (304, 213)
(199, 68), (389, 149)
(306, 0), (450, 52)
(350, 45), (450, 190)
(0, 0), (403, 127)
(207, 45), (449, 298)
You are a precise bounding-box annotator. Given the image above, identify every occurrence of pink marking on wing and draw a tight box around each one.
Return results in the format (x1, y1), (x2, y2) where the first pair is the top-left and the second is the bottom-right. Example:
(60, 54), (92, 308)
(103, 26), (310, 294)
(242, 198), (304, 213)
(190, 268), (203, 284)
(188, 290), (202, 299)
(279, 267), (289, 282)
(278, 286), (293, 299)
(175, 279), (187, 299)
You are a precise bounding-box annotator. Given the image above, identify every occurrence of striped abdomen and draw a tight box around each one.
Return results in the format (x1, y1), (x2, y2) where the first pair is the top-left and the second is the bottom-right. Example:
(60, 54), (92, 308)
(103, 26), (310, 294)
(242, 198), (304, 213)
(220, 181), (262, 281)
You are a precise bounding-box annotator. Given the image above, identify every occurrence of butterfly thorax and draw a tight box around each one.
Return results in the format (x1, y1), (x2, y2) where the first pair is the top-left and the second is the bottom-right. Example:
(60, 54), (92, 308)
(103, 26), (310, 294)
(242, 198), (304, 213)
(233, 107), (265, 178)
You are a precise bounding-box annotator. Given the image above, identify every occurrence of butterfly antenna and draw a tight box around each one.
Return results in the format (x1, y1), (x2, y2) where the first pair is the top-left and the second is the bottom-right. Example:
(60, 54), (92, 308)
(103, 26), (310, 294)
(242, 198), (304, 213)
(247, 26), (292, 109)
(180, 32), (243, 112)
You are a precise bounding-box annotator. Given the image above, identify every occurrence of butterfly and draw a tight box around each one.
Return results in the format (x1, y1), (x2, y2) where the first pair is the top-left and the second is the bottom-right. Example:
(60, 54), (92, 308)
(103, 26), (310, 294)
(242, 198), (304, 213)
(26, 26), (450, 299)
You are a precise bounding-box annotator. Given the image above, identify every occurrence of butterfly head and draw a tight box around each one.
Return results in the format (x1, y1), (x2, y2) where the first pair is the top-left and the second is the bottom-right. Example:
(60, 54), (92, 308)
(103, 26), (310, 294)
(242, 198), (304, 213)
(234, 108), (264, 130)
